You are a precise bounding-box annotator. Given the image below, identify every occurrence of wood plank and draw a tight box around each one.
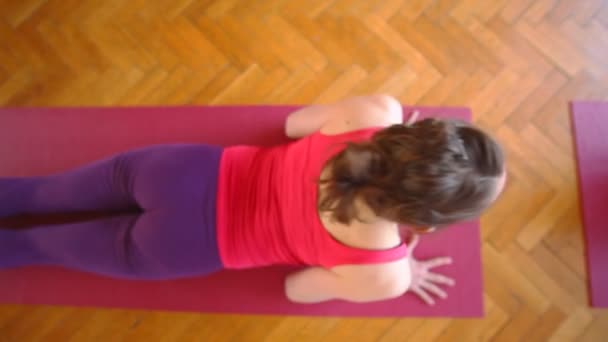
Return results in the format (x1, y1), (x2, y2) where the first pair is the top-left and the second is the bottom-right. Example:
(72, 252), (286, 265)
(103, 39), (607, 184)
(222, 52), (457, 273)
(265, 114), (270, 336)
(0, 0), (606, 339)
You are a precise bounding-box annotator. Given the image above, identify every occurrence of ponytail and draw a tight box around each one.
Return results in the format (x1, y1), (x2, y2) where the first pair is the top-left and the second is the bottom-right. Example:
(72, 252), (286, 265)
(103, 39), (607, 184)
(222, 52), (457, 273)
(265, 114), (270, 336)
(318, 142), (387, 224)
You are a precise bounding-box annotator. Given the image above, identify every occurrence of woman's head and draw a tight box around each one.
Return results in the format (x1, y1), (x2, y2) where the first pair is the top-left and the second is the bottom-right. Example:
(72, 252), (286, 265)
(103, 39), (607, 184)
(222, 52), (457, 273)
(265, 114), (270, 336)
(319, 118), (505, 229)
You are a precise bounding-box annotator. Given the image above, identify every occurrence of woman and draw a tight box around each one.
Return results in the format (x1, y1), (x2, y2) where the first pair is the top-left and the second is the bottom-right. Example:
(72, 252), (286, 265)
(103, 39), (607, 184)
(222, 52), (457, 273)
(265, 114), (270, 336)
(0, 95), (505, 305)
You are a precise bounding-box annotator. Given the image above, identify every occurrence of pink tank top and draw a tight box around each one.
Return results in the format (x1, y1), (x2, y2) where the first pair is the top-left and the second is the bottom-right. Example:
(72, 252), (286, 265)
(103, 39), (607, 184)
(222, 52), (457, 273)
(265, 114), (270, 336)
(215, 128), (408, 269)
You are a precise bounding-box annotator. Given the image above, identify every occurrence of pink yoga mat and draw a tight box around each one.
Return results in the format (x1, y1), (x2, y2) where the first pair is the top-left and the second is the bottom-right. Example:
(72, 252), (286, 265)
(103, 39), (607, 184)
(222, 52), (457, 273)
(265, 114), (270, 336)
(571, 101), (608, 308)
(0, 106), (482, 317)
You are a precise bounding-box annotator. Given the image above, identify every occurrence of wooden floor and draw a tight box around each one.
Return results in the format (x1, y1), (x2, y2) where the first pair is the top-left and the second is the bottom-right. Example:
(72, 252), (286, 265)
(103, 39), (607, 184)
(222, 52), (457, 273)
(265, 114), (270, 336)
(1, 0), (608, 340)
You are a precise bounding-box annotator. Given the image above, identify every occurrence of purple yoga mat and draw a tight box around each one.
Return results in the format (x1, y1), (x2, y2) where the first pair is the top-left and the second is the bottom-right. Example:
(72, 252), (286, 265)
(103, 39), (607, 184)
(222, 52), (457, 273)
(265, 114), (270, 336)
(0, 106), (483, 317)
(571, 101), (608, 308)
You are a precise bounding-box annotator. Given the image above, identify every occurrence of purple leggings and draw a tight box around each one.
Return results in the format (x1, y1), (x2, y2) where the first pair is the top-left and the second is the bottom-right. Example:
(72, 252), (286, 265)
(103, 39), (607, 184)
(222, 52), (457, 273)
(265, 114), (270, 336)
(0, 144), (224, 280)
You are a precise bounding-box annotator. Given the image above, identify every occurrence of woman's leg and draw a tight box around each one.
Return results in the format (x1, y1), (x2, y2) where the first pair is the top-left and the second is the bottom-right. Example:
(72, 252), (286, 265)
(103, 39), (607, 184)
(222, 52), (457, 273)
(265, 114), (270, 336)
(0, 144), (220, 217)
(0, 210), (222, 279)
(1, 153), (140, 218)
(0, 144), (224, 279)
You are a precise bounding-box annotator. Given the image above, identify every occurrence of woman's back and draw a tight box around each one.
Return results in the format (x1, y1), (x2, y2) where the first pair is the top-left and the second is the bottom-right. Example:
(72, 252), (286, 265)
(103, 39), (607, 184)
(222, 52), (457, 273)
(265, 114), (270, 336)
(216, 127), (407, 269)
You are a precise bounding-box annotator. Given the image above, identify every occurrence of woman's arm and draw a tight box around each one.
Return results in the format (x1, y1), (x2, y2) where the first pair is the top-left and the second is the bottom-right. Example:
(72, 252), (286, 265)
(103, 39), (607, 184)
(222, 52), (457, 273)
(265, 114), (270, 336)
(284, 236), (455, 304)
(284, 95), (403, 139)
(284, 260), (410, 303)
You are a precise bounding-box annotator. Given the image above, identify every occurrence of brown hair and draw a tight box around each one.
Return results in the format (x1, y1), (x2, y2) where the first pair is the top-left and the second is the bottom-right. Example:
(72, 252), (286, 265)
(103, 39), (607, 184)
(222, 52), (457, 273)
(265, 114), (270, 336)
(318, 118), (505, 228)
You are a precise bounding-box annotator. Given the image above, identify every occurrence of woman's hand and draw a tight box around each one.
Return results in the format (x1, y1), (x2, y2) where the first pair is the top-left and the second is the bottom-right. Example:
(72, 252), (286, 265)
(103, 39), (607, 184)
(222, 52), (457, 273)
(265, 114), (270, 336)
(405, 110), (420, 126)
(406, 234), (455, 305)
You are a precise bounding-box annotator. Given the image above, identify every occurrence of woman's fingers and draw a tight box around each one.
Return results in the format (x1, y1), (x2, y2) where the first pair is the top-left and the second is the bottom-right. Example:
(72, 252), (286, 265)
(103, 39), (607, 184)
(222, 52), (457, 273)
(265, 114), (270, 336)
(406, 110), (420, 126)
(419, 280), (447, 299)
(422, 256), (453, 269)
(411, 286), (435, 306)
(425, 271), (455, 286)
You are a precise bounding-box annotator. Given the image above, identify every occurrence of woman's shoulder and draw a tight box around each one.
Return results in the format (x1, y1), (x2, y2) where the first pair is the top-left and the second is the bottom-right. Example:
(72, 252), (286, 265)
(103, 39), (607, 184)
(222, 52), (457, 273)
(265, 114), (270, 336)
(319, 95), (404, 136)
(313, 126), (384, 141)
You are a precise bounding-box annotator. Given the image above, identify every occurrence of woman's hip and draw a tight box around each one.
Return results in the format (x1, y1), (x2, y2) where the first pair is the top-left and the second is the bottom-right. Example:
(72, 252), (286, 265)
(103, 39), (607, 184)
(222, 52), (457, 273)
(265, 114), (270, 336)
(114, 144), (224, 210)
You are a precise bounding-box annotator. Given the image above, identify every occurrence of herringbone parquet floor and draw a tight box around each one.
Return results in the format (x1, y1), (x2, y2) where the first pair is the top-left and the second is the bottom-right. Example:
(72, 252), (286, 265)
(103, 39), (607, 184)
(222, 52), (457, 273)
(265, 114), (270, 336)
(1, 0), (608, 341)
